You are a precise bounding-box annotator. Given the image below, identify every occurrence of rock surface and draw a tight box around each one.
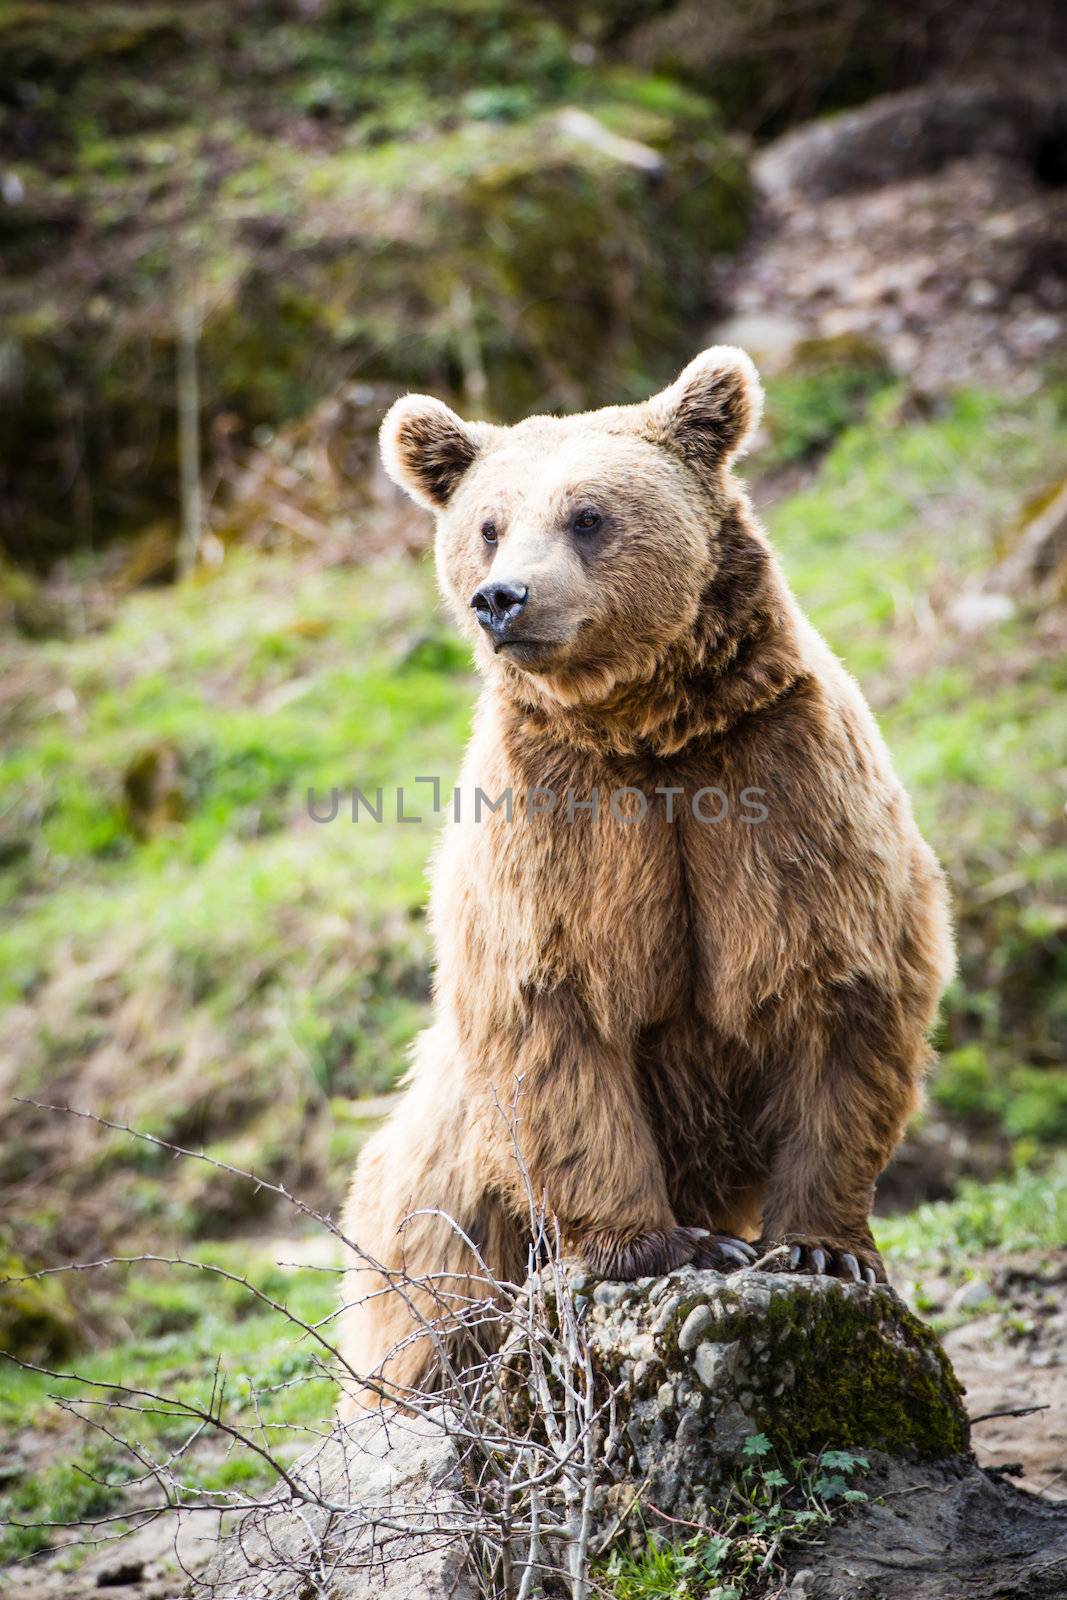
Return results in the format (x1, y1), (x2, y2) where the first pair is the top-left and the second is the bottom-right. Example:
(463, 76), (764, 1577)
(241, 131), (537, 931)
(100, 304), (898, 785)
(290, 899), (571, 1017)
(564, 1265), (970, 1537)
(196, 1411), (478, 1600)
(714, 76), (1067, 392)
(785, 1458), (1067, 1599)
(755, 80), (1056, 201)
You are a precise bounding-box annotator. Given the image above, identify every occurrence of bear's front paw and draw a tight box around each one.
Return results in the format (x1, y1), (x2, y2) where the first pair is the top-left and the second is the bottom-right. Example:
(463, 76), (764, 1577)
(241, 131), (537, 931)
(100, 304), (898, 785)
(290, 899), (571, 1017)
(756, 1236), (886, 1285)
(580, 1224), (709, 1280)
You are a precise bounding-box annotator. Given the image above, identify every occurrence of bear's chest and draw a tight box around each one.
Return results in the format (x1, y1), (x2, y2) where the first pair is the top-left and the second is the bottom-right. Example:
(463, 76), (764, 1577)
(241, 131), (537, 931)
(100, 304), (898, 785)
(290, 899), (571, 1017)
(442, 776), (698, 1026)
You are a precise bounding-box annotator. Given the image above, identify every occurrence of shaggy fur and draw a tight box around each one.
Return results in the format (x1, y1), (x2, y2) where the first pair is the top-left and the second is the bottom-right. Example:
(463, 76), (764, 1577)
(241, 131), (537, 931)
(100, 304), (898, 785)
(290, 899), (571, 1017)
(338, 347), (955, 1409)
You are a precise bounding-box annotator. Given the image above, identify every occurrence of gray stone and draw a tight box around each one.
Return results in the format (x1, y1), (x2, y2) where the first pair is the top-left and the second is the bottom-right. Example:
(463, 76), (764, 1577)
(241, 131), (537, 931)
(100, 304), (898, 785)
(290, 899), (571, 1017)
(693, 1340), (730, 1388)
(756, 81), (1044, 202)
(786, 1457), (1067, 1598)
(593, 1281), (630, 1308)
(677, 1303), (713, 1352)
(564, 1267), (970, 1543)
(196, 1411), (478, 1600)
(949, 1278), (994, 1312)
(201, 1267), (988, 1594)
(651, 1291), (683, 1334)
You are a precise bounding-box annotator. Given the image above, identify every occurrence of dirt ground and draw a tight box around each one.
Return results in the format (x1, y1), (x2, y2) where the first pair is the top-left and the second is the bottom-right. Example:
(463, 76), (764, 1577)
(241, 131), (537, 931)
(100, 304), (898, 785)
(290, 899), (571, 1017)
(926, 1250), (1067, 1500)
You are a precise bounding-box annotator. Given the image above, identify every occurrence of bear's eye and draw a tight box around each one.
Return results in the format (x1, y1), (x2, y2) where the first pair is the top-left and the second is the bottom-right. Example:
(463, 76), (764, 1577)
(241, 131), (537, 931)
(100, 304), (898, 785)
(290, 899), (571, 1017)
(572, 508), (602, 534)
(481, 519), (498, 546)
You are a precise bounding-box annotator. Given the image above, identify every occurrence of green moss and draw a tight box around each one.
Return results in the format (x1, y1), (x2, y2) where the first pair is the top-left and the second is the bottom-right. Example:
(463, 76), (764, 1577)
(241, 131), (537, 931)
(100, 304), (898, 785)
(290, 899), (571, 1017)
(677, 1286), (969, 1464)
(756, 1287), (967, 1460)
(1, 1), (750, 561)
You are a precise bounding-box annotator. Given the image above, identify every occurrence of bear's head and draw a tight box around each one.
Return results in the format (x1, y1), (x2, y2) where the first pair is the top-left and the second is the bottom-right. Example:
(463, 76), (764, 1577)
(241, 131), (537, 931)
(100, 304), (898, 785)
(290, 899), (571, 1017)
(380, 347), (763, 707)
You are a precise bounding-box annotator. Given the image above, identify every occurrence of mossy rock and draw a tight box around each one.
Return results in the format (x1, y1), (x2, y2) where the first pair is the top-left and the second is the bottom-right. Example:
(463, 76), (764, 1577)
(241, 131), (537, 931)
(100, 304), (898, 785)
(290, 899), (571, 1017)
(554, 1266), (970, 1535)
(761, 333), (895, 465)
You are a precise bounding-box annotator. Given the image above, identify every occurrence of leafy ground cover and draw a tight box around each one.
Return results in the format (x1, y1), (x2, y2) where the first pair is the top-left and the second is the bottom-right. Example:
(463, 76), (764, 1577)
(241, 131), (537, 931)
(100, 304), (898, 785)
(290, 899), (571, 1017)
(599, 1435), (871, 1600)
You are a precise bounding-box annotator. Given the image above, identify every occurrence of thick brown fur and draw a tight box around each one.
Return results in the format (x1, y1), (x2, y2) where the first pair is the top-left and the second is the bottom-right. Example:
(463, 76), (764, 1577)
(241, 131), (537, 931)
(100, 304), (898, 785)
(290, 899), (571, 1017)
(338, 347), (955, 1410)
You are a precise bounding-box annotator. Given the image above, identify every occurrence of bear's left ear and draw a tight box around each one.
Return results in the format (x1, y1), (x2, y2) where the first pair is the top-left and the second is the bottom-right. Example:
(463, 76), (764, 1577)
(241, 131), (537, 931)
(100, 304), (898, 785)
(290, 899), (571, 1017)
(380, 394), (496, 512)
(643, 346), (763, 472)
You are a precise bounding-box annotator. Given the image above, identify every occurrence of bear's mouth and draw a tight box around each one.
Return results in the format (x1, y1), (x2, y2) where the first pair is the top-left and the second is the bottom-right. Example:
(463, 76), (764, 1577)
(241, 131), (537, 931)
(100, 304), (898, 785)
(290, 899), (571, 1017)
(494, 637), (560, 665)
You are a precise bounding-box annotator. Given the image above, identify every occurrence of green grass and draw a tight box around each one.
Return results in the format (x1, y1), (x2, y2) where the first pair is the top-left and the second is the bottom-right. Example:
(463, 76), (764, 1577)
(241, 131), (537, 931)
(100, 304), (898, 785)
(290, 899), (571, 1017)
(0, 552), (470, 1134)
(766, 383), (1067, 1135)
(0, 552), (471, 1283)
(6, 1155), (1062, 1570)
(875, 1155), (1067, 1266)
(760, 335), (894, 468)
(0, 550), (471, 906)
(0, 1447), (131, 1565)
(767, 385), (1067, 676)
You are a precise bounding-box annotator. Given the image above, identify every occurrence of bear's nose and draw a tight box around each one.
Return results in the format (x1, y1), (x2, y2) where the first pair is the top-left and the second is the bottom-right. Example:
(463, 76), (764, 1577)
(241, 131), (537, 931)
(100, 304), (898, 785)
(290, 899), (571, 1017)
(470, 581), (529, 633)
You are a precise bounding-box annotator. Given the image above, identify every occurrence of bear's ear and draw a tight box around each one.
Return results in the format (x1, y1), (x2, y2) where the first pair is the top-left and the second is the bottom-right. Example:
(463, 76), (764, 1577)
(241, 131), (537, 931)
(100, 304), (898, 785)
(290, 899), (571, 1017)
(643, 346), (763, 472)
(380, 395), (493, 511)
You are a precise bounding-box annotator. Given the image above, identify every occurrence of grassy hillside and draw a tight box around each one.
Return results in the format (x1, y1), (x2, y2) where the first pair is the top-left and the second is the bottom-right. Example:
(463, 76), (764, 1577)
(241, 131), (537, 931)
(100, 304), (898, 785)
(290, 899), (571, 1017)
(764, 383), (1067, 1149)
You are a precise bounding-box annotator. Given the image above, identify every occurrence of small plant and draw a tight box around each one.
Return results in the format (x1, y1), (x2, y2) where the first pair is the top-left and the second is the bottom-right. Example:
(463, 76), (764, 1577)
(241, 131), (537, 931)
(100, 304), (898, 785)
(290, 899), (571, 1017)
(600, 1434), (869, 1599)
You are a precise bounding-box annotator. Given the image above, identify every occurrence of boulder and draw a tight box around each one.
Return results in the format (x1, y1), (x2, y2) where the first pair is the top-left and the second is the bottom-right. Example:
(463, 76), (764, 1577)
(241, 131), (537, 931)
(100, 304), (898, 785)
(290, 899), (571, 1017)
(755, 80), (1055, 201)
(549, 1265), (970, 1539)
(197, 1409), (479, 1600)
(201, 1265), (1067, 1597)
(788, 1458), (1067, 1598)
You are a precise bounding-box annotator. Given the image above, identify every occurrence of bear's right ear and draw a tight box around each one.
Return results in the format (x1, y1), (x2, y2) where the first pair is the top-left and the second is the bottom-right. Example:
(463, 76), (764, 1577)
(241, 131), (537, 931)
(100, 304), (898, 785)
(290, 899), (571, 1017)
(379, 395), (493, 511)
(643, 346), (763, 473)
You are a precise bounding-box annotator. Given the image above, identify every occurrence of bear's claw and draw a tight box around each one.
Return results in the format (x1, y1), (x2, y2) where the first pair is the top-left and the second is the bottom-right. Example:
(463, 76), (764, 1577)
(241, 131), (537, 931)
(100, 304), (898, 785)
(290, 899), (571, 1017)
(693, 1234), (759, 1272)
(781, 1241), (882, 1283)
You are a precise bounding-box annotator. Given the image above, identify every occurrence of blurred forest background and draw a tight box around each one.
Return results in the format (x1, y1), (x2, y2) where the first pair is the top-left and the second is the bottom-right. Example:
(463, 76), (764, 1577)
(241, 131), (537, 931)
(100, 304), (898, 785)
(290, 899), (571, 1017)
(1, 0), (1066, 1590)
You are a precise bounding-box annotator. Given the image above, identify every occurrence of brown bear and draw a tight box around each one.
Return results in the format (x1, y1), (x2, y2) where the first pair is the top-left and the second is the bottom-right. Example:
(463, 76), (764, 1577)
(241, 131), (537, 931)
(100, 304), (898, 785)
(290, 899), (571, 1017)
(338, 346), (954, 1407)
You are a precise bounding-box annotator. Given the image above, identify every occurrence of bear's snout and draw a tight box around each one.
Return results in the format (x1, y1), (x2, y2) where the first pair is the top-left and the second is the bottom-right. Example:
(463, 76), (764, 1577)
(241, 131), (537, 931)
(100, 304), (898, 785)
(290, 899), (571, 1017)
(470, 579), (530, 640)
